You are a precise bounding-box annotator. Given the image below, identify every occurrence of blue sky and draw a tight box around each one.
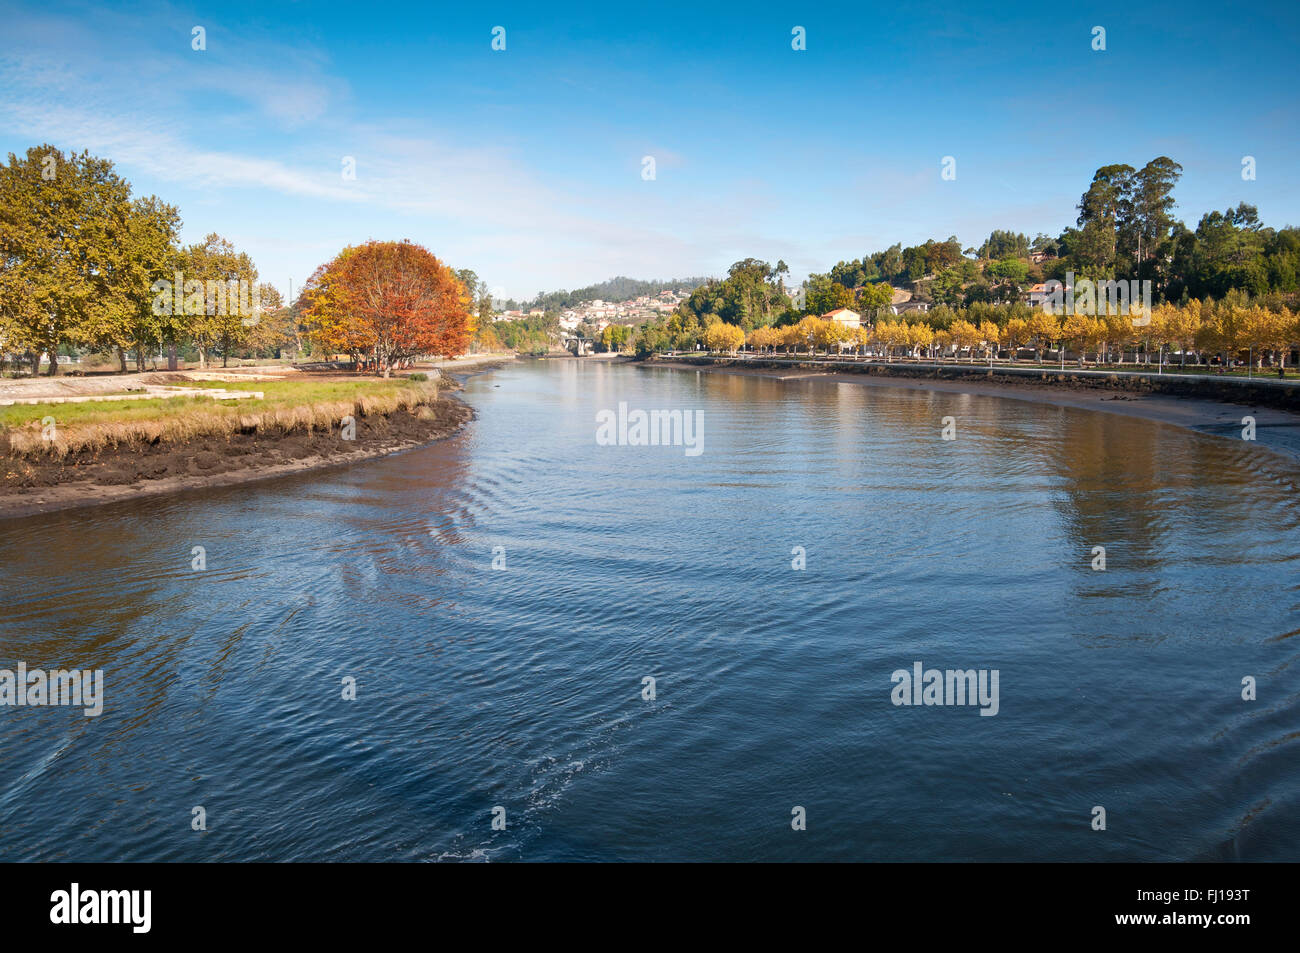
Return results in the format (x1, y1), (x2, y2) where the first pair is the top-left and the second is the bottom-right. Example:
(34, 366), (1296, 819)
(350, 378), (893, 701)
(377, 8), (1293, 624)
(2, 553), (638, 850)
(1, 0), (1296, 300)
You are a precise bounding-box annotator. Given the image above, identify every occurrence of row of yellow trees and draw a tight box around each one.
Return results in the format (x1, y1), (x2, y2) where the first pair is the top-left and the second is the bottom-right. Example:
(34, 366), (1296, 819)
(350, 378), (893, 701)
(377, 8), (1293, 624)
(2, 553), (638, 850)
(711, 302), (1300, 367)
(702, 320), (746, 353)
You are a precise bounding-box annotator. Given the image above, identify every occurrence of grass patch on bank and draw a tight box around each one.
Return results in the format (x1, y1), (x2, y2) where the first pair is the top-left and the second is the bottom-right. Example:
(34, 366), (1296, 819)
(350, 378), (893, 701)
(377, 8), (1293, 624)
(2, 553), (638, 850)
(1, 377), (446, 458)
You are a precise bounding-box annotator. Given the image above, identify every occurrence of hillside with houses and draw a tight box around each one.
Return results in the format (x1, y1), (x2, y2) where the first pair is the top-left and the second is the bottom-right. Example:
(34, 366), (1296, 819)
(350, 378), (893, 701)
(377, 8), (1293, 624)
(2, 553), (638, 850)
(480, 156), (1300, 365)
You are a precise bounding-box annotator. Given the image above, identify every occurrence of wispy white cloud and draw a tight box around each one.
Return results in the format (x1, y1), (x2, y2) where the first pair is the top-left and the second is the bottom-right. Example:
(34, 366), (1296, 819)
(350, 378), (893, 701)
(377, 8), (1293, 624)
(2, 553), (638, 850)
(0, 2), (735, 295)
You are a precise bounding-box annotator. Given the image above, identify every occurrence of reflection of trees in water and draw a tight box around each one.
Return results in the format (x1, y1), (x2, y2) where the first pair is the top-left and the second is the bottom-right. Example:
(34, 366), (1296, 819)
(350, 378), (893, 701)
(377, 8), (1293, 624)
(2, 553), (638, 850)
(693, 371), (1298, 624)
(1039, 408), (1300, 651)
(1044, 409), (1294, 571)
(1046, 410), (1179, 573)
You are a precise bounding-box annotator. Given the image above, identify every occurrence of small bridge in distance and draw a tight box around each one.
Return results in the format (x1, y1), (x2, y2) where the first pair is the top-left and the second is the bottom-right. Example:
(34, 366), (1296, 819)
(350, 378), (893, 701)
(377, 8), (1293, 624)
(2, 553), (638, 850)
(562, 336), (595, 356)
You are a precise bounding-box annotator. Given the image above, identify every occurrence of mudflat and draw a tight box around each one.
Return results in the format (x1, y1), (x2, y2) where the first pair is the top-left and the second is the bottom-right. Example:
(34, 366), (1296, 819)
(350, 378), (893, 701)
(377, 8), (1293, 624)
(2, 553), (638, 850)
(0, 367), (475, 519)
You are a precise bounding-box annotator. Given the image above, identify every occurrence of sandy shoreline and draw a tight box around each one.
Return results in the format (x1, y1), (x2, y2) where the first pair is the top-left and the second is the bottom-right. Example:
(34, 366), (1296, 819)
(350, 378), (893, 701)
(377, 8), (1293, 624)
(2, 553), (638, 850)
(646, 360), (1300, 461)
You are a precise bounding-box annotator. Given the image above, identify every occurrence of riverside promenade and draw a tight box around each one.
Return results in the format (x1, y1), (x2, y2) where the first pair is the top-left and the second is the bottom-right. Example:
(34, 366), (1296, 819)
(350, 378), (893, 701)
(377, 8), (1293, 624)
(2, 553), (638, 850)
(655, 354), (1300, 413)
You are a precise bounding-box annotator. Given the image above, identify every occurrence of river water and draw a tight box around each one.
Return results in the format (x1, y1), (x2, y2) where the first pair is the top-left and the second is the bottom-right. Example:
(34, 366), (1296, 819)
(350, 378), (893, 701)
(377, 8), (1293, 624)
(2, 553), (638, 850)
(1, 360), (1297, 861)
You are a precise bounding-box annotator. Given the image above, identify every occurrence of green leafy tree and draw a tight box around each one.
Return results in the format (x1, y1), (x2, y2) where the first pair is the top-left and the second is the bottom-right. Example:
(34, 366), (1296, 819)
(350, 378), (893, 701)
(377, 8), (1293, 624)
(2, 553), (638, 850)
(93, 195), (182, 371)
(1123, 157), (1182, 270)
(0, 145), (140, 374)
(855, 282), (894, 319)
(988, 257), (1030, 301)
(181, 234), (259, 369)
(978, 230), (1030, 260)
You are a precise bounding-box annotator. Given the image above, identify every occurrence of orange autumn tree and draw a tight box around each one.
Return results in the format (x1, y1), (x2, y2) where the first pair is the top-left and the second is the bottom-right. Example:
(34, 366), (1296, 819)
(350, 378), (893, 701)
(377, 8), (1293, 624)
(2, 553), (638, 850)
(300, 240), (471, 376)
(299, 245), (369, 362)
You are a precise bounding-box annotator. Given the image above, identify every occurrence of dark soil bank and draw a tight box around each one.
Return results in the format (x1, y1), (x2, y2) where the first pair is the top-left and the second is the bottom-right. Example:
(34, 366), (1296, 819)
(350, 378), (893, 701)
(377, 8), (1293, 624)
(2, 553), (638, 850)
(0, 397), (473, 517)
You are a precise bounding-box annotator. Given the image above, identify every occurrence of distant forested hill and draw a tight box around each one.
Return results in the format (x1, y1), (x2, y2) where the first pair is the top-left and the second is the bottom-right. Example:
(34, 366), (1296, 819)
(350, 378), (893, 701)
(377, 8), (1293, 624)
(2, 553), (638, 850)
(509, 276), (711, 311)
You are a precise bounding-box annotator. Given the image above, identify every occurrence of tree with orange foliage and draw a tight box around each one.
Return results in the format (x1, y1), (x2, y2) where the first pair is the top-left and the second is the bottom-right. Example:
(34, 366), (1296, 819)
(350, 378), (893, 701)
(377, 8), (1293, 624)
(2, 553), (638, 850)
(299, 245), (367, 362)
(300, 240), (471, 376)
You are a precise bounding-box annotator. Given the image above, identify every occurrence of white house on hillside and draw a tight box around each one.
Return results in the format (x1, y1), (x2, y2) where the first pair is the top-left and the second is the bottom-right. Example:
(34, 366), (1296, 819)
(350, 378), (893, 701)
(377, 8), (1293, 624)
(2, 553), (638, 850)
(1026, 283), (1053, 309)
(823, 308), (861, 329)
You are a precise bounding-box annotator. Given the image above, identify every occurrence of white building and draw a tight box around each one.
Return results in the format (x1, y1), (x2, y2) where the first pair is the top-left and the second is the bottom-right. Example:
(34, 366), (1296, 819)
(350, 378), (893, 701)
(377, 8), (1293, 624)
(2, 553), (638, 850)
(823, 308), (862, 330)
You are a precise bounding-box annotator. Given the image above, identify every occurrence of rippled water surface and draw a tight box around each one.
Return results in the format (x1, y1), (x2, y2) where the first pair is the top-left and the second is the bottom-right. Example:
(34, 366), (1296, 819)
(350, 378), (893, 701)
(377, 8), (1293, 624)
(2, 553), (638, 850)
(1, 360), (1297, 861)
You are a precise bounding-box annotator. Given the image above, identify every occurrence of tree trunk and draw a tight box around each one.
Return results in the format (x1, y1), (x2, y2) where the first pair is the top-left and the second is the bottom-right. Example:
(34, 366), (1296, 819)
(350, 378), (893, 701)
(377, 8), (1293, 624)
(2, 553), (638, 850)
(168, 344), (178, 371)
(198, 345), (207, 370)
(117, 347), (128, 373)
